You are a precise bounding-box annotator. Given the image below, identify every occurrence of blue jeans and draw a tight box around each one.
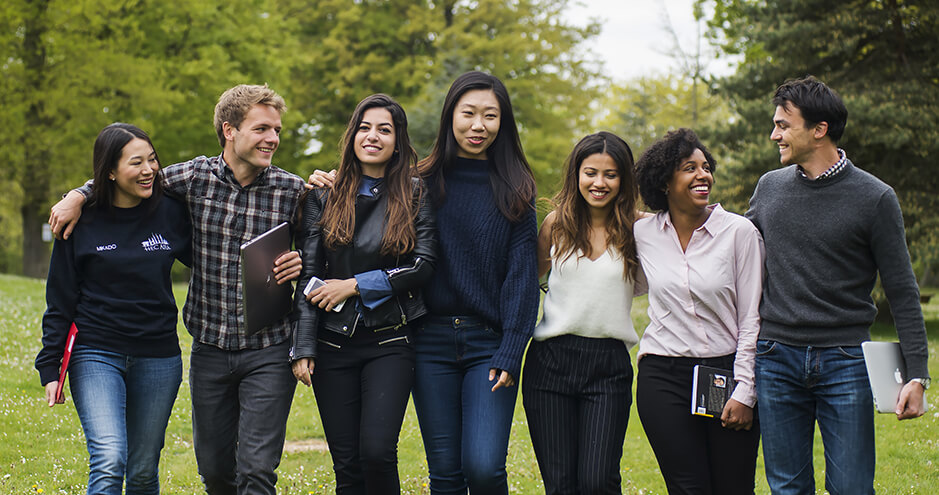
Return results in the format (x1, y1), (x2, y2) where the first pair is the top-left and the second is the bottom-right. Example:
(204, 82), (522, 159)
(755, 340), (875, 495)
(69, 345), (182, 495)
(411, 316), (518, 495)
(189, 339), (296, 495)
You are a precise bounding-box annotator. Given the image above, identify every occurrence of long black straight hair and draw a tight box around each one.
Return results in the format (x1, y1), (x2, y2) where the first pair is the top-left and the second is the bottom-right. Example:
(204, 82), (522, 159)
(418, 71), (535, 222)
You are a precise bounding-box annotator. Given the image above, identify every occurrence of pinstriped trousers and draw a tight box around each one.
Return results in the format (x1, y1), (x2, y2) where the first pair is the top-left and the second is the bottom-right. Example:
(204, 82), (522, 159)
(522, 334), (633, 495)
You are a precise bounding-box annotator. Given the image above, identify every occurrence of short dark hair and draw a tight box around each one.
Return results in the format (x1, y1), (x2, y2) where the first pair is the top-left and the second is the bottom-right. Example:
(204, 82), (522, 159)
(635, 128), (716, 212)
(89, 123), (163, 211)
(772, 75), (848, 142)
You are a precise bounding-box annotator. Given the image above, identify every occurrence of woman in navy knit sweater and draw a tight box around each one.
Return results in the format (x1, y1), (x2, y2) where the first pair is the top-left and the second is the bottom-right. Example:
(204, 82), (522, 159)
(413, 71), (539, 494)
(308, 72), (539, 494)
(35, 123), (191, 494)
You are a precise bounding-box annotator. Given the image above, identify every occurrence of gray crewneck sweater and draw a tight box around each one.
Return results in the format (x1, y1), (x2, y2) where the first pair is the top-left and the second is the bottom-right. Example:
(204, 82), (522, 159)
(746, 160), (929, 379)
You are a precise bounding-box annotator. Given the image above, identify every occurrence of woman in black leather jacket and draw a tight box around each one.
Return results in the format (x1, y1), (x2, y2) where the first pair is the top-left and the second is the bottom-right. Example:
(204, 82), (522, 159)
(290, 94), (437, 494)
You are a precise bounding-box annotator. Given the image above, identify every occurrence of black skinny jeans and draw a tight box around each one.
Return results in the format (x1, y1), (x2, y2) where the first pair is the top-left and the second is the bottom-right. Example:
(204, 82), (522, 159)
(311, 325), (415, 495)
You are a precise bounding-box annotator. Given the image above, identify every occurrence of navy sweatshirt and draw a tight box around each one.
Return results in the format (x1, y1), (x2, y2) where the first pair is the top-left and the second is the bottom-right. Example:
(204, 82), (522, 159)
(424, 157), (539, 379)
(36, 196), (192, 385)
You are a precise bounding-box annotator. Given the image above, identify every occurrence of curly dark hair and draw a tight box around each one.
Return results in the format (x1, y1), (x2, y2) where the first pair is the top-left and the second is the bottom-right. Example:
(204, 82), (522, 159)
(635, 128), (716, 212)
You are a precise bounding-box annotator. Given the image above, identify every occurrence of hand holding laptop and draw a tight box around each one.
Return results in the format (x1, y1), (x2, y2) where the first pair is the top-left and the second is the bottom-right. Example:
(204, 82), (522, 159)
(272, 251), (302, 284)
(896, 380), (927, 420)
(862, 341), (928, 420)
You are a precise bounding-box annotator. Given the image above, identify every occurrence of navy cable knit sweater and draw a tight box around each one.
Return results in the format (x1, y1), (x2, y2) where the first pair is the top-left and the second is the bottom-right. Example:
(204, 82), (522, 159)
(424, 157), (539, 378)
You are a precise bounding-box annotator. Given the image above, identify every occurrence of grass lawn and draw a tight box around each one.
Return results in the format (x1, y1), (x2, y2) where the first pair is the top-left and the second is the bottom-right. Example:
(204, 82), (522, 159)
(1, 273), (936, 494)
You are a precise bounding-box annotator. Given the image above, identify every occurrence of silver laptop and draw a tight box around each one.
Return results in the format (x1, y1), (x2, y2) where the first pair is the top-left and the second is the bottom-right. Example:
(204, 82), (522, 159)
(861, 341), (927, 414)
(240, 222), (293, 336)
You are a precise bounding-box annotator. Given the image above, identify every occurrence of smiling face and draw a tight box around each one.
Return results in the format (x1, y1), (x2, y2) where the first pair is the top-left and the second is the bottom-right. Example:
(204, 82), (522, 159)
(110, 138), (159, 208)
(578, 153), (621, 213)
(223, 103), (282, 172)
(452, 89), (501, 160)
(354, 107), (395, 177)
(771, 103), (816, 166)
(666, 148), (712, 214)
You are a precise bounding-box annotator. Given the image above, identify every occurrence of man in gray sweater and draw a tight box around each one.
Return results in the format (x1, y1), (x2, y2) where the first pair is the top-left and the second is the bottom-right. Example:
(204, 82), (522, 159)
(746, 76), (929, 495)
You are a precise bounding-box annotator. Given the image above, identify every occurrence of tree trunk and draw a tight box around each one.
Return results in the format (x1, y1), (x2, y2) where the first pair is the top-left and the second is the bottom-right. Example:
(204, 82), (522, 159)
(21, 0), (52, 278)
(21, 200), (50, 278)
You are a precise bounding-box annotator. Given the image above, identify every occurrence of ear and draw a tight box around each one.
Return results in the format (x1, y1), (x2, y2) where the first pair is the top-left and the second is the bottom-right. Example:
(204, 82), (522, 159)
(813, 121), (830, 140)
(222, 121), (236, 143)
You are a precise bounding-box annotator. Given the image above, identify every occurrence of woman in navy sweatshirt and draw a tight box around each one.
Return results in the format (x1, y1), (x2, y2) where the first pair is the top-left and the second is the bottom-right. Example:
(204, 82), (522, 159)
(36, 123), (191, 495)
(413, 71), (539, 494)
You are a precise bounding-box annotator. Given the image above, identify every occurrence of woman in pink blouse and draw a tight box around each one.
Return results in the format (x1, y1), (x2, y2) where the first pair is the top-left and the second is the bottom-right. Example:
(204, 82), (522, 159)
(633, 128), (764, 495)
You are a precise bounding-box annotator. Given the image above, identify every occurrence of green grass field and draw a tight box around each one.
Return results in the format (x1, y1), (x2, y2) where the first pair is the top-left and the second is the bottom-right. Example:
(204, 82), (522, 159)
(1, 273), (936, 494)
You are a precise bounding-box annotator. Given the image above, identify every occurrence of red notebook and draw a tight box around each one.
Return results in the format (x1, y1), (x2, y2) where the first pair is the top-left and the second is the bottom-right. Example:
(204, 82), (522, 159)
(55, 323), (78, 403)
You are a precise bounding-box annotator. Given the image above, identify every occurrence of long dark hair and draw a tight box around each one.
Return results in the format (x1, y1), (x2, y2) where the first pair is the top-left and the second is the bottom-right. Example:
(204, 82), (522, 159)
(89, 123), (163, 211)
(418, 71), (535, 222)
(550, 132), (639, 280)
(321, 94), (421, 255)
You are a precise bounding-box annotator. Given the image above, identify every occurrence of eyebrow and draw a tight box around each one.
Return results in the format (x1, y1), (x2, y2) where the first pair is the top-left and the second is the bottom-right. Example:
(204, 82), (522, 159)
(459, 103), (499, 111)
(361, 120), (393, 127)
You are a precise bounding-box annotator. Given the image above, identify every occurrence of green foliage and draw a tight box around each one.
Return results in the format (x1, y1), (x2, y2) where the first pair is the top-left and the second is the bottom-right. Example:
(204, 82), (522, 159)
(596, 75), (733, 161)
(277, 0), (602, 186)
(700, 0), (939, 254)
(1, 0), (299, 276)
(2, 0), (600, 277)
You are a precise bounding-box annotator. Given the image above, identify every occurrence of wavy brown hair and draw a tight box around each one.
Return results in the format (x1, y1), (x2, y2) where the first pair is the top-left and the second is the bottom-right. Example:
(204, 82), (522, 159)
(550, 132), (639, 280)
(321, 94), (420, 255)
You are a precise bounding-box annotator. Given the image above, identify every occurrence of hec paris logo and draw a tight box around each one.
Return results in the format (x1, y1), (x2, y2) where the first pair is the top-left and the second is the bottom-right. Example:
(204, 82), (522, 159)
(141, 233), (172, 252)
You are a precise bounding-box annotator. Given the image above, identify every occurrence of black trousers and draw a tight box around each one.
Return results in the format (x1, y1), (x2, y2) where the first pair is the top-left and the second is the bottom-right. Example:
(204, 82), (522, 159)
(311, 327), (415, 495)
(636, 354), (760, 495)
(523, 335), (633, 495)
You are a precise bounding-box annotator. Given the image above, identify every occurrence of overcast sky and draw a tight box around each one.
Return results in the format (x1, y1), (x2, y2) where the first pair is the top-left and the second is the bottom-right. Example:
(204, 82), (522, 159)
(565, 0), (737, 81)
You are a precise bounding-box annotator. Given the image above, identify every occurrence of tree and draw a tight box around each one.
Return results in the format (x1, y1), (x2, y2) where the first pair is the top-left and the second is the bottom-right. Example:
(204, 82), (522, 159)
(1, 0), (299, 277)
(700, 0), (939, 261)
(596, 75), (732, 155)
(2, 0), (602, 276)
(273, 0), (602, 194)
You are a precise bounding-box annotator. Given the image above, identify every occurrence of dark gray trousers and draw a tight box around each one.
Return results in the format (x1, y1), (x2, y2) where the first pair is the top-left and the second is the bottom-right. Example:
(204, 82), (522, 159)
(189, 339), (296, 495)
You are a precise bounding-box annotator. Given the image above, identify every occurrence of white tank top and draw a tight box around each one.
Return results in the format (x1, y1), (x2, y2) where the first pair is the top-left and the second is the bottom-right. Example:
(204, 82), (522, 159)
(534, 246), (639, 347)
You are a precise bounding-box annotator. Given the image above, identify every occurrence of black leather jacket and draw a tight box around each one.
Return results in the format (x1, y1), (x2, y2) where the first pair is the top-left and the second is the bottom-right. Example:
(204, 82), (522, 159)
(290, 178), (437, 360)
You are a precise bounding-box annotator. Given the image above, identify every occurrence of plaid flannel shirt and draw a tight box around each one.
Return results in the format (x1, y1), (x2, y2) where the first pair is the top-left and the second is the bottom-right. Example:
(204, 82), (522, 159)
(163, 155), (304, 349)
